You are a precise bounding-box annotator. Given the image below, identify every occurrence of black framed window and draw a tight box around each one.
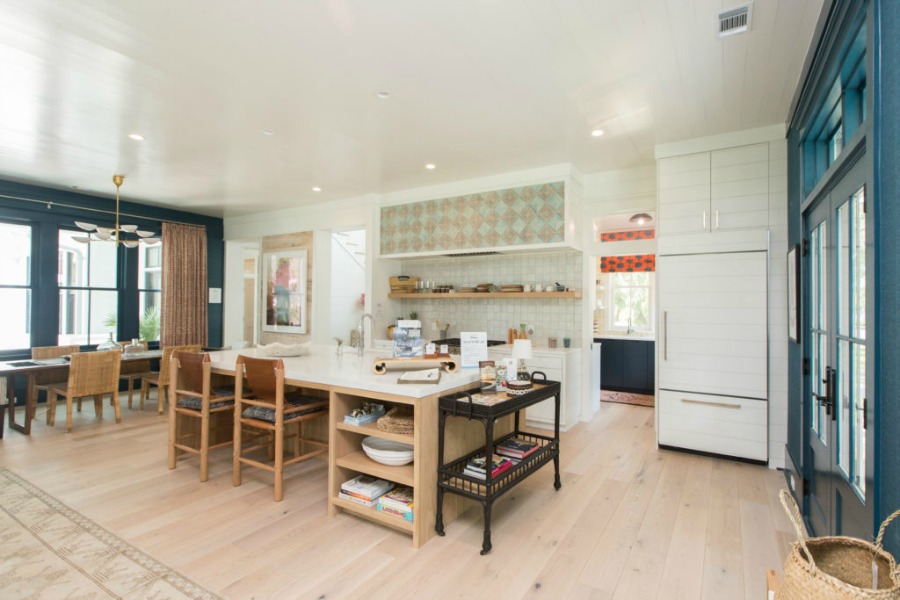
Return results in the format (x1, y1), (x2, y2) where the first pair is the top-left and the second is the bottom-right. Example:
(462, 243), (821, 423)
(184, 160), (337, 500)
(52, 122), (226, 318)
(0, 221), (33, 351)
(57, 229), (120, 346)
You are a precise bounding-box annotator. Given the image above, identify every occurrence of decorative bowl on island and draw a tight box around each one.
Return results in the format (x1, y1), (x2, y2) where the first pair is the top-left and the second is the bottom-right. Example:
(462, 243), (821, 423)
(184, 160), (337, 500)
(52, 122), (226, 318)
(361, 436), (414, 466)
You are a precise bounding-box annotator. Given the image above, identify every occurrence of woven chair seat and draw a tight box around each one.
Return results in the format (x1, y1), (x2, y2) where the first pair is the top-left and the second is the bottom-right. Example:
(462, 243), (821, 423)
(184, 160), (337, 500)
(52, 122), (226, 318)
(241, 394), (326, 423)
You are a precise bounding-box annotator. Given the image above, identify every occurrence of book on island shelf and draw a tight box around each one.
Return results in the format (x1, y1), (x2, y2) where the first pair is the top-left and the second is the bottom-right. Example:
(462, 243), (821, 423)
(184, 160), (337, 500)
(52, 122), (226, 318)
(378, 486), (414, 511)
(463, 454), (513, 480)
(377, 502), (414, 522)
(339, 491), (379, 507)
(495, 437), (540, 459)
(341, 474), (394, 502)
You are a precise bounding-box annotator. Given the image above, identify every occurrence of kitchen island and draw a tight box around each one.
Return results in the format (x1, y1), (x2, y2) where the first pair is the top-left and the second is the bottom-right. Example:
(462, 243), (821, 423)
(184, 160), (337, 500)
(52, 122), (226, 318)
(208, 347), (492, 548)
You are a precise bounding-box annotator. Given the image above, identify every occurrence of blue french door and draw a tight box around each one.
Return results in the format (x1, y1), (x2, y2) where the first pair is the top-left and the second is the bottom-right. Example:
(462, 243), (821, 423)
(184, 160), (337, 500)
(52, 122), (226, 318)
(803, 156), (873, 538)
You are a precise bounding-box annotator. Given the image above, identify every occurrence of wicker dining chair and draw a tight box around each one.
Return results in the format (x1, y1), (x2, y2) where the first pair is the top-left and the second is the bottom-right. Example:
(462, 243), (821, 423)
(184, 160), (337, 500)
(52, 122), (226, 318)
(118, 340), (154, 409)
(233, 355), (329, 501)
(45, 350), (122, 433)
(141, 344), (201, 414)
(31, 345), (81, 408)
(168, 351), (236, 481)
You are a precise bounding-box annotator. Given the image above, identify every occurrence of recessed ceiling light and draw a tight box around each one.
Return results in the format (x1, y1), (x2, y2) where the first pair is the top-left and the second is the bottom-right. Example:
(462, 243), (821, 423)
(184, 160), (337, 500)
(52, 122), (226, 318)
(591, 129), (604, 137)
(425, 163), (436, 170)
(128, 133), (144, 141)
(312, 186), (322, 192)
(262, 129), (275, 136)
(375, 91), (392, 99)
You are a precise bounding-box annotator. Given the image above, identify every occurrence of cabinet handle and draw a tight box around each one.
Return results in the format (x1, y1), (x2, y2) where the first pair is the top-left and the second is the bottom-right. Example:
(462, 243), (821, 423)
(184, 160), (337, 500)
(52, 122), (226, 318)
(702, 210), (707, 230)
(663, 311), (668, 360)
(715, 210), (720, 230)
(681, 398), (741, 410)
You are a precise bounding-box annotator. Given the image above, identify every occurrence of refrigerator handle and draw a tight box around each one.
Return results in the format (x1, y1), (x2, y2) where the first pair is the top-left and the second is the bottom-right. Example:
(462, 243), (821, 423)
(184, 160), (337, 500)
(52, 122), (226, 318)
(663, 311), (668, 360)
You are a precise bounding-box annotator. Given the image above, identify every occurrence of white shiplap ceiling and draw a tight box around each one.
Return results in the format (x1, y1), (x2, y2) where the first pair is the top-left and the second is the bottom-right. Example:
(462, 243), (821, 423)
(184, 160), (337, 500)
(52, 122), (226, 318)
(0, 0), (824, 218)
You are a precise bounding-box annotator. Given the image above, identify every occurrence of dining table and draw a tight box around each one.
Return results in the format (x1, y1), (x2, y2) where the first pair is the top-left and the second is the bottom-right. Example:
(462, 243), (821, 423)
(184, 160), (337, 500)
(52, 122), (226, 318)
(0, 349), (162, 435)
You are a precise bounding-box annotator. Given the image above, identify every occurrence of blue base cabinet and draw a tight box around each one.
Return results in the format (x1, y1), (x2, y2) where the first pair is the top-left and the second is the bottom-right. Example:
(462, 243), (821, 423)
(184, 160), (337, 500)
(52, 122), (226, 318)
(597, 338), (655, 395)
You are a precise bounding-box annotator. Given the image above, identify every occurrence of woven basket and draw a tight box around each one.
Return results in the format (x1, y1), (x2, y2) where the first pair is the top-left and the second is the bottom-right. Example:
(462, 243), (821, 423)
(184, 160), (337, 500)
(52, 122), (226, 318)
(779, 490), (900, 599)
(376, 407), (414, 434)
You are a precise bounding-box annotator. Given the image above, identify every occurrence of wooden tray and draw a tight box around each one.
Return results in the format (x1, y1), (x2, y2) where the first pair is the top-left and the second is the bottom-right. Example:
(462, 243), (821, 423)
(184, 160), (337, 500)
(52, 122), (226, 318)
(372, 355), (458, 375)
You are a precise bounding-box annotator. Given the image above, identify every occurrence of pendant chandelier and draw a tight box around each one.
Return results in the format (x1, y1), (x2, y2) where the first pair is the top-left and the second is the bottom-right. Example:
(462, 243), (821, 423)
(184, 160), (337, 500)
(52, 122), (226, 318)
(73, 175), (160, 247)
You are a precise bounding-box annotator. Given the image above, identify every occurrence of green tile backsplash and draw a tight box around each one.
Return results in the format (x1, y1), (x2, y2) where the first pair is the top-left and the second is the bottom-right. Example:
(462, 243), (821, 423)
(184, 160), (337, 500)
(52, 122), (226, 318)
(380, 181), (566, 255)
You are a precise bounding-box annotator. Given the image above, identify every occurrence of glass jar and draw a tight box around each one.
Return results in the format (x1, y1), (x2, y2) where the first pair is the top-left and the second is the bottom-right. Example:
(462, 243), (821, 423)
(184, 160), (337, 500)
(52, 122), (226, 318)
(97, 332), (122, 351)
(124, 338), (143, 355)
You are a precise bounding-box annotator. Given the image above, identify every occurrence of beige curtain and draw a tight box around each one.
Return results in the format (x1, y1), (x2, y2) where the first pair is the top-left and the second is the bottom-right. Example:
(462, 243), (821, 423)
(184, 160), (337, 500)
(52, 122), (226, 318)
(161, 223), (208, 347)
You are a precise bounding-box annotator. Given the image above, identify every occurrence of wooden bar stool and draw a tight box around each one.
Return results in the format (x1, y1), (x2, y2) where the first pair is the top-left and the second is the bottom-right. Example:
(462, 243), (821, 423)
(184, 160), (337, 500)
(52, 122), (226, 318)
(168, 351), (235, 482)
(142, 344), (201, 414)
(232, 355), (329, 501)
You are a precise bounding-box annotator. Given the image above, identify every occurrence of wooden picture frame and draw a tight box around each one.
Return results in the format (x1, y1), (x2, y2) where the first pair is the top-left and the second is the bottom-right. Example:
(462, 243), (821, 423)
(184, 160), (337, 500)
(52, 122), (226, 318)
(262, 249), (307, 334)
(788, 244), (800, 343)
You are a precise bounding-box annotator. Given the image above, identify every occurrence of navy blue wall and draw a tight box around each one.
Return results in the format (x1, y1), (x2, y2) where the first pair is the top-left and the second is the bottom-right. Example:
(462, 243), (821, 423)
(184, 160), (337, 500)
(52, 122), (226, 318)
(874, 0), (900, 557)
(0, 178), (224, 353)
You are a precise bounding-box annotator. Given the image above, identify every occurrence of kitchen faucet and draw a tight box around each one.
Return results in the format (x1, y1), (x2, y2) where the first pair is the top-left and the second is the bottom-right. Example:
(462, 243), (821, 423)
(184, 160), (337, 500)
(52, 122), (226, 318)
(357, 313), (374, 356)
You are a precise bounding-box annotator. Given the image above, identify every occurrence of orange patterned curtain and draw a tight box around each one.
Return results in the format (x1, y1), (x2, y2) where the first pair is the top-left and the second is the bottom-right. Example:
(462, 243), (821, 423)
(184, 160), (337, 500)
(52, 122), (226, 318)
(601, 254), (656, 272)
(161, 223), (208, 346)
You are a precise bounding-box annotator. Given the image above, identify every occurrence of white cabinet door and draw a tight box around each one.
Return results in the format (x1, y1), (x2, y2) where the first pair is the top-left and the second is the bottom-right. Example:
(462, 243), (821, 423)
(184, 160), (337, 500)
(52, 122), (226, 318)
(658, 252), (768, 399)
(659, 144), (770, 238)
(658, 152), (710, 236)
(710, 143), (769, 232)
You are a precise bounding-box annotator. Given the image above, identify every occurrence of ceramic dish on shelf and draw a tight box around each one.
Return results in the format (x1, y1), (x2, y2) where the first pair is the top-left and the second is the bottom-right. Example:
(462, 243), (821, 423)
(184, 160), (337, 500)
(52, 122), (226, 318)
(361, 436), (414, 466)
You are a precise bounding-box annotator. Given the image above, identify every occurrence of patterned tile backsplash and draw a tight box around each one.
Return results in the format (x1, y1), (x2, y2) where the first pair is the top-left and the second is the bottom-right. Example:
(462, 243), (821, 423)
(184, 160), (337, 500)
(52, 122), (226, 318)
(380, 181), (566, 255)
(396, 251), (583, 347)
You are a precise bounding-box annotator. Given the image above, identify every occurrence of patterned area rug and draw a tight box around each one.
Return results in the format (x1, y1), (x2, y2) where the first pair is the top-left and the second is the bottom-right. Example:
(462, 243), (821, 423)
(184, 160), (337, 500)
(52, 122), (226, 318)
(0, 468), (220, 600)
(601, 390), (655, 407)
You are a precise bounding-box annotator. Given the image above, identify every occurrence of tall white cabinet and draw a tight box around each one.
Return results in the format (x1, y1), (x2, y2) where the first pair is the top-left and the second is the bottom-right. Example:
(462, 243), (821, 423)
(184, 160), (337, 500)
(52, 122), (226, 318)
(656, 140), (772, 462)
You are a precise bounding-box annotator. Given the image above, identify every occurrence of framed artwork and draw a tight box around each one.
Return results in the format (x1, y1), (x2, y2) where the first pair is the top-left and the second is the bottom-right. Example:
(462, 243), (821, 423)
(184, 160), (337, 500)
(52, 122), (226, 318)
(262, 249), (307, 334)
(788, 244), (799, 343)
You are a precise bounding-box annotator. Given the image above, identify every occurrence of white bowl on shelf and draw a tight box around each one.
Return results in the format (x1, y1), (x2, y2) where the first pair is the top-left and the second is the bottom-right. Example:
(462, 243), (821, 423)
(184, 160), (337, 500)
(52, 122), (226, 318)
(361, 436), (414, 466)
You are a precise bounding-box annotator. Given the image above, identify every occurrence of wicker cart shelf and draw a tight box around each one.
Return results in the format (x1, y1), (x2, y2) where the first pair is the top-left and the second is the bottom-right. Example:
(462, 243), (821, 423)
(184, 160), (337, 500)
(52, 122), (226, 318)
(435, 372), (562, 554)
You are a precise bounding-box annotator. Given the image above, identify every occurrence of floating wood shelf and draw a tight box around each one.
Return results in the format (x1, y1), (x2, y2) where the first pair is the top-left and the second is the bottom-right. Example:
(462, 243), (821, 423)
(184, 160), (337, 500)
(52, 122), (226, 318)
(387, 291), (582, 299)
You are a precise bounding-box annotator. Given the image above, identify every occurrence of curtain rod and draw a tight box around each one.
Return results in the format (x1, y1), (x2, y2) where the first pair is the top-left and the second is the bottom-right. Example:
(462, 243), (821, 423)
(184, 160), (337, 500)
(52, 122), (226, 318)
(0, 192), (202, 227)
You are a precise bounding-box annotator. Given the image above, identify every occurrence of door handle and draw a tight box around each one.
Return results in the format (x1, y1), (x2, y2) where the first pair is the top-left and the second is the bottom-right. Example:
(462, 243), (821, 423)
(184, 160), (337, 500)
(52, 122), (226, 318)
(702, 210), (707, 231)
(826, 366), (837, 421)
(814, 367), (837, 419)
(715, 210), (720, 230)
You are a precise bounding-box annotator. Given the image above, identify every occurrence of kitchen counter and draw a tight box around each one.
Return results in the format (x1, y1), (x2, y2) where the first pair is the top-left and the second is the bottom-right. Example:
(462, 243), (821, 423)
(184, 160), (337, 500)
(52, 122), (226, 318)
(208, 346), (481, 398)
(594, 334), (656, 342)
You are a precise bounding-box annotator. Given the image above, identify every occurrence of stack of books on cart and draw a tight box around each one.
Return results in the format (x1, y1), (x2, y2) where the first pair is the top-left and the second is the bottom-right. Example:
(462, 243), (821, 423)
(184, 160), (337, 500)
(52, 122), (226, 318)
(339, 475), (394, 507)
(463, 454), (513, 480)
(376, 485), (414, 522)
(495, 437), (540, 461)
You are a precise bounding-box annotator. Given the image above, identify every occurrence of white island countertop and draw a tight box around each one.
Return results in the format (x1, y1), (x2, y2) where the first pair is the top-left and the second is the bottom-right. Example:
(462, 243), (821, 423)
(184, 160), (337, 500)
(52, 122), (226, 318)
(208, 346), (482, 399)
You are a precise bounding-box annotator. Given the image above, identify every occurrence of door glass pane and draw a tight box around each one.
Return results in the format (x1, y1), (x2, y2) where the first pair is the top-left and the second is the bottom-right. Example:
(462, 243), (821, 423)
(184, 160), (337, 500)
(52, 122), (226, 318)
(0, 223), (31, 285)
(852, 187), (866, 340)
(838, 340), (850, 476)
(837, 201), (850, 336)
(853, 343), (866, 495)
(0, 289), (30, 350)
(810, 222), (827, 441)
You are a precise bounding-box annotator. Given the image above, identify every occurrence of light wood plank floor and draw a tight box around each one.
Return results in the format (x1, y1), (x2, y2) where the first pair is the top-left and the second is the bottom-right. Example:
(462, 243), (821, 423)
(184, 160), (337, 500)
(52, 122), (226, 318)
(0, 395), (795, 599)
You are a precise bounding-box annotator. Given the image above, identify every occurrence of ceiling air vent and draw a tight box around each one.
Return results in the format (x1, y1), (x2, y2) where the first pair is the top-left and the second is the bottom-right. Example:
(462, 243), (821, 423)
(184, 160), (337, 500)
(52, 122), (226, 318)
(718, 3), (752, 37)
